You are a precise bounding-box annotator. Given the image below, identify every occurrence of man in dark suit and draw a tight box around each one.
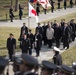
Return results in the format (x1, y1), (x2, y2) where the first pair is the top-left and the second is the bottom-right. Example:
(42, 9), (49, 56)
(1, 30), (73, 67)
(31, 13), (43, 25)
(70, 0), (73, 8)
(50, 0), (54, 13)
(34, 30), (42, 57)
(62, 23), (70, 50)
(54, 23), (62, 48)
(20, 23), (28, 36)
(7, 33), (16, 61)
(9, 6), (15, 22)
(58, 0), (61, 9)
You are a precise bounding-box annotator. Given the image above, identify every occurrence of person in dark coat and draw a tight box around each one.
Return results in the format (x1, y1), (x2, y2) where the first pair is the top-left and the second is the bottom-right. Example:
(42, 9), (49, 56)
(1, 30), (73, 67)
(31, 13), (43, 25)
(19, 4), (23, 20)
(27, 29), (34, 55)
(64, 0), (67, 9)
(36, 2), (40, 16)
(54, 23), (62, 48)
(70, 0), (73, 8)
(58, 0), (61, 9)
(50, 0), (54, 13)
(70, 19), (76, 41)
(21, 34), (30, 53)
(20, 23), (28, 36)
(52, 47), (62, 65)
(7, 33), (16, 61)
(34, 30), (42, 57)
(62, 23), (70, 50)
(9, 6), (15, 22)
(42, 22), (47, 45)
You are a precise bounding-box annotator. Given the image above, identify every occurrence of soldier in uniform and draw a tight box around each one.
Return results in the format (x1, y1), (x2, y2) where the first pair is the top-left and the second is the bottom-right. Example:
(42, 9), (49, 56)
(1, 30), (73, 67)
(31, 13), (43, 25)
(9, 6), (15, 22)
(0, 57), (8, 75)
(70, 0), (73, 8)
(18, 53), (39, 75)
(36, 2), (40, 16)
(57, 65), (75, 75)
(50, 0), (54, 13)
(41, 60), (57, 75)
(58, 0), (61, 9)
(52, 47), (62, 65)
(7, 33), (16, 61)
(64, 0), (67, 9)
(19, 4), (23, 20)
(34, 30), (42, 57)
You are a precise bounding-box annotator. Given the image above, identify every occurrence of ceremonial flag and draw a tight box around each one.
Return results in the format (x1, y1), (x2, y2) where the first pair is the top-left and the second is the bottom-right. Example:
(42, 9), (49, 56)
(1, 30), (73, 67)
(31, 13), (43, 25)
(28, 3), (38, 23)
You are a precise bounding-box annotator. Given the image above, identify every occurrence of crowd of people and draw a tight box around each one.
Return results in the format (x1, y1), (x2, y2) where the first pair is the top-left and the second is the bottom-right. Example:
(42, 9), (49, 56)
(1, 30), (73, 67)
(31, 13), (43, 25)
(9, 0), (76, 22)
(6, 19), (76, 61)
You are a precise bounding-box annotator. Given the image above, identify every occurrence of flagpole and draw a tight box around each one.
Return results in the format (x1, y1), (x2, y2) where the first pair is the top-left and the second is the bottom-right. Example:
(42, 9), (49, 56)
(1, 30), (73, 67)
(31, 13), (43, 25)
(28, 2), (30, 29)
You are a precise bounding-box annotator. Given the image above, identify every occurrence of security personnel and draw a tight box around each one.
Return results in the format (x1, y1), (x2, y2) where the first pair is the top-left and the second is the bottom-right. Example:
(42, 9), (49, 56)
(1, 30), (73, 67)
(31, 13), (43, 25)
(27, 29), (34, 55)
(7, 33), (16, 61)
(41, 60), (57, 75)
(57, 65), (75, 75)
(19, 53), (39, 75)
(64, 0), (67, 9)
(0, 57), (8, 75)
(52, 47), (62, 65)
(9, 6), (15, 22)
(34, 30), (42, 57)
(19, 4), (23, 20)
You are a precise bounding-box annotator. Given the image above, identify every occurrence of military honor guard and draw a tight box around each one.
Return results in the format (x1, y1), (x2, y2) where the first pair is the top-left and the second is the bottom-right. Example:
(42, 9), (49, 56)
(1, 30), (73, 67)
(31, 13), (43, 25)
(9, 6), (15, 22)
(40, 60), (57, 75)
(0, 57), (8, 75)
(7, 33), (16, 61)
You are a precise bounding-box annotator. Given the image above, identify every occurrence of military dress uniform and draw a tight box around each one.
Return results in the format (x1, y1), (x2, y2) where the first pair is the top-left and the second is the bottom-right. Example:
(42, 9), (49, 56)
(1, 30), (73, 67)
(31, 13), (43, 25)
(41, 60), (57, 75)
(17, 53), (39, 75)
(0, 57), (8, 75)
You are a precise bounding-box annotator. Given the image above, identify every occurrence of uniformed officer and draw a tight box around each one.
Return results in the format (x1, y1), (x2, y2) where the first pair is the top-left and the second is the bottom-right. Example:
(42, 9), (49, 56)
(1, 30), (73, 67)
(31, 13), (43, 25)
(19, 4), (23, 20)
(0, 57), (8, 75)
(58, 0), (61, 9)
(7, 33), (16, 61)
(41, 60), (57, 75)
(9, 6), (15, 22)
(36, 2), (40, 16)
(57, 65), (75, 75)
(52, 47), (62, 65)
(19, 53), (39, 75)
(70, 0), (73, 8)
(64, 0), (67, 10)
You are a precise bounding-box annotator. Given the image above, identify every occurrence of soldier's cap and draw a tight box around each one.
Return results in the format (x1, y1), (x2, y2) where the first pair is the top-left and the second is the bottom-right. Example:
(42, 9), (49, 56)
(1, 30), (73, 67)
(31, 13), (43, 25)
(72, 62), (76, 70)
(0, 57), (9, 67)
(12, 55), (23, 65)
(60, 65), (75, 74)
(41, 60), (57, 70)
(21, 53), (39, 66)
(53, 47), (60, 52)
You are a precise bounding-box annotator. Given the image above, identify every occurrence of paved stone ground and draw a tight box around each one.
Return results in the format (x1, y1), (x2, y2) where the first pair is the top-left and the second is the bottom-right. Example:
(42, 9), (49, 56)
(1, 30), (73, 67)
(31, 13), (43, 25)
(1, 6), (76, 75)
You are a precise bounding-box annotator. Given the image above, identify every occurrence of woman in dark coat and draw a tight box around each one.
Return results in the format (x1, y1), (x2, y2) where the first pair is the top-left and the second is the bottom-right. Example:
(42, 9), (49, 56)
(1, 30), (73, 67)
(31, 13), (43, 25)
(52, 47), (62, 65)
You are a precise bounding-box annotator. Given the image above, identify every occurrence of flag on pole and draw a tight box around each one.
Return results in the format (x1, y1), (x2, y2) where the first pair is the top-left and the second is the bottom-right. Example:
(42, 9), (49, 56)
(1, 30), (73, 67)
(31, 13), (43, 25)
(28, 3), (38, 23)
(38, 0), (51, 8)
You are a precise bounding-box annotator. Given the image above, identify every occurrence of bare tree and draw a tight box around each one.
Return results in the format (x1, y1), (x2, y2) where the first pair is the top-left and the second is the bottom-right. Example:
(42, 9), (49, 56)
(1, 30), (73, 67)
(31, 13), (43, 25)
(15, 0), (18, 11)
